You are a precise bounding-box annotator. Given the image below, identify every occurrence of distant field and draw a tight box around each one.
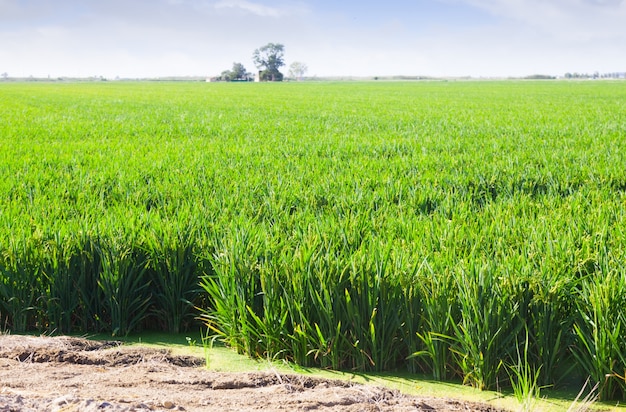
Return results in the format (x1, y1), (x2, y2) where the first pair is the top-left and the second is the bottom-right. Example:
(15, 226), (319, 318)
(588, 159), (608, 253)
(1, 81), (625, 399)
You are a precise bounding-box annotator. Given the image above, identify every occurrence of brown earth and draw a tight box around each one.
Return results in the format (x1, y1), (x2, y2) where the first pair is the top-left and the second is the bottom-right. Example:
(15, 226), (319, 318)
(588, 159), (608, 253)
(0, 335), (507, 411)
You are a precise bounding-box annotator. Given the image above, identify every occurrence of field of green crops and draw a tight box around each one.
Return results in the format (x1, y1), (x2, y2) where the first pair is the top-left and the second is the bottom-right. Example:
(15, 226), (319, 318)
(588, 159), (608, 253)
(1, 80), (626, 399)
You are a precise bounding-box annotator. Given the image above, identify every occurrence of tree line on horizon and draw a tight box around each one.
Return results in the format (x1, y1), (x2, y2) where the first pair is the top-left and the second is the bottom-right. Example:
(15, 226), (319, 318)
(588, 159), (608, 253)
(212, 43), (308, 82)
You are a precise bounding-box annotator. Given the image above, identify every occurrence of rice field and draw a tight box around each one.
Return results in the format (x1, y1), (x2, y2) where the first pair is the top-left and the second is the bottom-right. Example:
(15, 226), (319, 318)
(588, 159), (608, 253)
(1, 80), (625, 399)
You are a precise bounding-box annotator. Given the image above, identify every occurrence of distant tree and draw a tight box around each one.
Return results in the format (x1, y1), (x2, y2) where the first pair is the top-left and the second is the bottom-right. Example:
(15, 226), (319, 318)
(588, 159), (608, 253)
(288, 62), (308, 81)
(230, 62), (250, 80)
(219, 70), (233, 82)
(216, 62), (251, 82)
(1, 72), (7, 80)
(253, 43), (285, 81)
(523, 74), (555, 80)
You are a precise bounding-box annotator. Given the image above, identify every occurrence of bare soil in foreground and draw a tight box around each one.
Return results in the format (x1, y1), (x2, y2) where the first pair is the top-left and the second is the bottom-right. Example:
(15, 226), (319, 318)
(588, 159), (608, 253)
(0, 335), (507, 412)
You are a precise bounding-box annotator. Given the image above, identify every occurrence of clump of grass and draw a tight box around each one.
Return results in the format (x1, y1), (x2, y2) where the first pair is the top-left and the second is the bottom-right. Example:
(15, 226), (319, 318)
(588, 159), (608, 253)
(409, 259), (455, 381)
(97, 235), (151, 337)
(566, 378), (599, 412)
(144, 219), (200, 333)
(571, 265), (626, 400)
(40, 231), (80, 334)
(0, 237), (43, 333)
(507, 332), (543, 412)
(449, 263), (523, 390)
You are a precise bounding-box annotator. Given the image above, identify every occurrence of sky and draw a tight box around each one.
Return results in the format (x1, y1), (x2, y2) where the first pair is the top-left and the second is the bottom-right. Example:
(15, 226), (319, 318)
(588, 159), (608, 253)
(1, 0), (625, 78)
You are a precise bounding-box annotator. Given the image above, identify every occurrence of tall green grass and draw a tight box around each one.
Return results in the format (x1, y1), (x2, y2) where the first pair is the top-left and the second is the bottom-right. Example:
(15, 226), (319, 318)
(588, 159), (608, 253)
(1, 81), (625, 399)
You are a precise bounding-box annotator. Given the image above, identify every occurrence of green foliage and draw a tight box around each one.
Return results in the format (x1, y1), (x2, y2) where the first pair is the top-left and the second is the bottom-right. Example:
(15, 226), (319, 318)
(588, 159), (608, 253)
(449, 263), (523, 390)
(0, 81), (626, 399)
(253, 43), (285, 81)
(144, 221), (200, 333)
(571, 267), (626, 400)
(0, 238), (43, 332)
(410, 260), (456, 381)
(288, 62), (308, 80)
(97, 235), (151, 336)
(40, 231), (81, 334)
(259, 70), (283, 82)
(507, 332), (543, 412)
(217, 62), (251, 82)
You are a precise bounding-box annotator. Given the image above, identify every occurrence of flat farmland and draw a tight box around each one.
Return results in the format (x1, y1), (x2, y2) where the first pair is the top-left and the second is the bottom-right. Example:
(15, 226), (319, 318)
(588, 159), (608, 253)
(1, 80), (625, 399)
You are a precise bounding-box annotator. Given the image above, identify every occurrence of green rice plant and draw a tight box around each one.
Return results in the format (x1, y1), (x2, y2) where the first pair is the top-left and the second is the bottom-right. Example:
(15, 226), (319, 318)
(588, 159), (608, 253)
(410, 258), (456, 381)
(199, 223), (266, 356)
(523, 226), (579, 387)
(396, 271), (423, 374)
(96, 236), (152, 336)
(144, 221), (200, 333)
(449, 262), (523, 390)
(40, 232), (80, 334)
(340, 244), (406, 371)
(73, 232), (104, 332)
(571, 262), (626, 400)
(200, 327), (218, 368)
(0, 238), (43, 332)
(278, 240), (324, 366)
(507, 331), (543, 412)
(237, 237), (293, 361)
(283, 237), (352, 369)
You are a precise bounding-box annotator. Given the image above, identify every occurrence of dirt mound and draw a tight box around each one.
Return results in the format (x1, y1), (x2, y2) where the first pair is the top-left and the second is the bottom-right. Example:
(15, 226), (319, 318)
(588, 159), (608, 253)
(0, 335), (507, 411)
(0, 335), (203, 367)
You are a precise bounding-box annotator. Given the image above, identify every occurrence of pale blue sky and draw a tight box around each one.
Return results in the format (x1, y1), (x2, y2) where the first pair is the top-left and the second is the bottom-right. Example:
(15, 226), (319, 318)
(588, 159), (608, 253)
(1, 0), (625, 78)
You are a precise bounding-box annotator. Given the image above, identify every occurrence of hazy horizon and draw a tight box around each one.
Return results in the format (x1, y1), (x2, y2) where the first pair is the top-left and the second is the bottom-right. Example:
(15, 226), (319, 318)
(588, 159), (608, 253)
(2, 0), (625, 79)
